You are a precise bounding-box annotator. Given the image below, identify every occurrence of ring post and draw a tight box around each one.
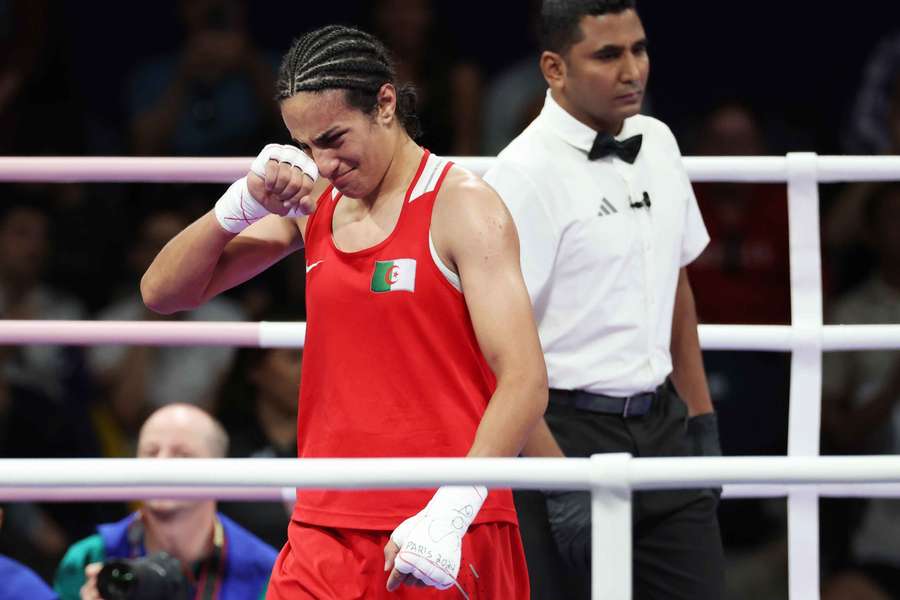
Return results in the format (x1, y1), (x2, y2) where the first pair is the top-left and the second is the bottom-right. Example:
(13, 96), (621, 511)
(786, 152), (823, 600)
(591, 453), (632, 600)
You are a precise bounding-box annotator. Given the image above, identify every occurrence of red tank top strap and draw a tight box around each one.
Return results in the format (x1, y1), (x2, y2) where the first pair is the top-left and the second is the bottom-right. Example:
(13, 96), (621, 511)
(304, 184), (338, 243)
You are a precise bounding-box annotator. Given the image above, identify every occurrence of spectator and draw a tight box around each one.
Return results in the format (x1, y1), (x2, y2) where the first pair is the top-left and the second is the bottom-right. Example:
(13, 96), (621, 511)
(127, 0), (279, 156)
(0, 369), (102, 582)
(844, 31), (900, 156)
(371, 0), (483, 155)
(684, 101), (792, 456)
(685, 101), (792, 600)
(0, 201), (89, 401)
(0, 508), (58, 600)
(53, 404), (277, 600)
(827, 73), (900, 294)
(218, 343), (301, 549)
(688, 101), (791, 326)
(821, 183), (900, 600)
(88, 209), (244, 457)
(0, 201), (103, 578)
(481, 0), (547, 155)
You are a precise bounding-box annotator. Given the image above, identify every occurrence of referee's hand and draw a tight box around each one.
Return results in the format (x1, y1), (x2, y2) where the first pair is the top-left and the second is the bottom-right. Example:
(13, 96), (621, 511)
(686, 411), (722, 456)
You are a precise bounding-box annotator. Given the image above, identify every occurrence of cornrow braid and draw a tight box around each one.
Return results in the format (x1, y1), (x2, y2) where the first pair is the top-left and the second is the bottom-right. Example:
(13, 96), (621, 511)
(276, 25), (421, 140)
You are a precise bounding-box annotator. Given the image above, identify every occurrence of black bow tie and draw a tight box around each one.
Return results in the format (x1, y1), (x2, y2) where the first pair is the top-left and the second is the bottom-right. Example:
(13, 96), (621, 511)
(588, 133), (643, 164)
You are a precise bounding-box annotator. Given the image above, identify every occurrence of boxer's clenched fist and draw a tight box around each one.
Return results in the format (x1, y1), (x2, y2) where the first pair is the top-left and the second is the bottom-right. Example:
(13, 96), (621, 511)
(383, 486), (487, 592)
(215, 144), (318, 233)
(246, 143), (318, 217)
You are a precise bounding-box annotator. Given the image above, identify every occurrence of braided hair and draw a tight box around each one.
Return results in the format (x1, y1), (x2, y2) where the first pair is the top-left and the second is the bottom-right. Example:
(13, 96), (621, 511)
(275, 25), (421, 139)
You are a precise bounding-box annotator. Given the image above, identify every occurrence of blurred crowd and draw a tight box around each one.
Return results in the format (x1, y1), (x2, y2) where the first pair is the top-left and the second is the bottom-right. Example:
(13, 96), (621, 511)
(1, 0), (900, 597)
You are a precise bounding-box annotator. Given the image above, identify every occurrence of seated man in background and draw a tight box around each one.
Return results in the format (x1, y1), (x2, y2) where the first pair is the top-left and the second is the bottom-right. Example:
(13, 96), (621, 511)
(53, 404), (276, 600)
(0, 508), (58, 600)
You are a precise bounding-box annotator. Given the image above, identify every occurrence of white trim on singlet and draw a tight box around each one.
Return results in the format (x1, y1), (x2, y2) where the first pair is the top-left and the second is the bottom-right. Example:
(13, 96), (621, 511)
(409, 154), (449, 202)
(429, 231), (462, 292)
(416, 153), (459, 290)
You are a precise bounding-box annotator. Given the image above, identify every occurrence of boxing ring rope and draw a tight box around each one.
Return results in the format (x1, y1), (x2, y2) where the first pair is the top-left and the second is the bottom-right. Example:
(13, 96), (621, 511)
(2, 153), (900, 599)
(3, 321), (900, 351)
(3, 154), (900, 183)
(2, 455), (900, 600)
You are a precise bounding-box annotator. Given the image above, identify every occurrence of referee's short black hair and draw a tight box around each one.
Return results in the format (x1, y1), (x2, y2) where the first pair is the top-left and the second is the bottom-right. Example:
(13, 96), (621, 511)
(540, 0), (638, 54)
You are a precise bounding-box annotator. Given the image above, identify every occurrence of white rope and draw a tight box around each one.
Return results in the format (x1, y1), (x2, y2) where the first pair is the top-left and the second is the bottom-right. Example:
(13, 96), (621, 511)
(2, 456), (900, 502)
(8, 481), (900, 502)
(0, 458), (594, 490)
(0, 486), (292, 502)
(0, 320), (262, 346)
(1, 155), (900, 182)
(0, 157), (250, 183)
(2, 321), (900, 351)
(723, 483), (900, 499)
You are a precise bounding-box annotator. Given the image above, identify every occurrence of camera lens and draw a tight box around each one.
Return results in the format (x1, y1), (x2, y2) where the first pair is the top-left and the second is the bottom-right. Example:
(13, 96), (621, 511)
(96, 561), (137, 600)
(96, 553), (189, 600)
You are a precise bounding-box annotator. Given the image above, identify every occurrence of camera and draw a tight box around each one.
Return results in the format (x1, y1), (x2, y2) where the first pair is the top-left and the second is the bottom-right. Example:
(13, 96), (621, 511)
(96, 552), (190, 600)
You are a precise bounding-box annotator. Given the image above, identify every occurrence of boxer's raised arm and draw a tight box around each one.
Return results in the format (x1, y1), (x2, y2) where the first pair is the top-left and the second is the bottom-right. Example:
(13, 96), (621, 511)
(142, 145), (323, 314)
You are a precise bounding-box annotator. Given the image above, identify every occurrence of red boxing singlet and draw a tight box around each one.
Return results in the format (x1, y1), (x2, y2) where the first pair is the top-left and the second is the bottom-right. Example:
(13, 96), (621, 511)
(293, 150), (517, 530)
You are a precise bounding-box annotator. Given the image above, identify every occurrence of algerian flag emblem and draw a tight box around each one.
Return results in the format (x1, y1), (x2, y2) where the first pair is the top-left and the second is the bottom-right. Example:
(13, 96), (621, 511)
(371, 259), (417, 293)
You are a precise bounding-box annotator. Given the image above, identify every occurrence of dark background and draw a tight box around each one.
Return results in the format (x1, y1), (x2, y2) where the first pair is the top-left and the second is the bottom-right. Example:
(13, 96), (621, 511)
(58, 0), (900, 154)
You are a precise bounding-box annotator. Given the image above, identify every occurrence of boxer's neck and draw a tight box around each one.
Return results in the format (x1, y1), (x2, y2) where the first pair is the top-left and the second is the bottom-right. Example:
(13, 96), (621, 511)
(360, 135), (423, 209)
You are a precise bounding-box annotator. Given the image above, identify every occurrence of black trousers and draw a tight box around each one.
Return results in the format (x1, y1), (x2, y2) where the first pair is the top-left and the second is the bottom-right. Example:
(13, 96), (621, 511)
(516, 382), (725, 600)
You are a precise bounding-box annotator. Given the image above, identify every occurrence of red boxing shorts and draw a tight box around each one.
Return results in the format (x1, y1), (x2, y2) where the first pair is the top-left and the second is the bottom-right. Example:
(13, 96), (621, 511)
(267, 520), (530, 599)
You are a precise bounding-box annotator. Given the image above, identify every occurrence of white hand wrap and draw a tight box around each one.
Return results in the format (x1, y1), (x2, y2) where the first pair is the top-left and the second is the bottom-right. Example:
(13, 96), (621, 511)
(214, 144), (318, 234)
(390, 485), (487, 590)
(249, 143), (318, 183)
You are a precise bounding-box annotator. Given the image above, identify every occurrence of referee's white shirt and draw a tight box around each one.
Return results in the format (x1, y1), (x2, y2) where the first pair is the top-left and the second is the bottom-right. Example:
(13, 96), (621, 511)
(484, 91), (709, 397)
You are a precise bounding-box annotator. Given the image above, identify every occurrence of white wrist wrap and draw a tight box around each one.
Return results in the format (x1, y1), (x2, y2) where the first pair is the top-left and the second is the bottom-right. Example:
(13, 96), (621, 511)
(213, 177), (266, 234)
(390, 485), (487, 590)
(214, 144), (318, 234)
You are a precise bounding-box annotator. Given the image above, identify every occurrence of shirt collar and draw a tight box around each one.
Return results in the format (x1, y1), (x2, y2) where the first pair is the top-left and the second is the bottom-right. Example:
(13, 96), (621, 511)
(537, 89), (640, 155)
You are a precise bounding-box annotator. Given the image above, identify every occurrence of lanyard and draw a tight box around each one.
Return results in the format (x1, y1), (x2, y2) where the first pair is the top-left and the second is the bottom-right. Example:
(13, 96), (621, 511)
(192, 518), (226, 600)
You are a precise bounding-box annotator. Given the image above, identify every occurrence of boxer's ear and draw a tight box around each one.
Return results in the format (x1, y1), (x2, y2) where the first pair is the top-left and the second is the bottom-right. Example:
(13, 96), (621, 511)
(375, 83), (397, 126)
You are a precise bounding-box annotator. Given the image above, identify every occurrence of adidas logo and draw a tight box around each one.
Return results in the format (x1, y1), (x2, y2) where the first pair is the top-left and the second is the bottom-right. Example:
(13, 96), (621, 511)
(597, 198), (618, 217)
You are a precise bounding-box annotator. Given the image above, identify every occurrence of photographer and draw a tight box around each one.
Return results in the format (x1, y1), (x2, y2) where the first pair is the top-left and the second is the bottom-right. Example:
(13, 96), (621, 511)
(53, 404), (277, 600)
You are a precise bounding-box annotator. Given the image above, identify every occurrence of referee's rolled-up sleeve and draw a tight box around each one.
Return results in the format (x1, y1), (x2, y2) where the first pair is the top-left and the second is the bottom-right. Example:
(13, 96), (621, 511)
(484, 162), (558, 305)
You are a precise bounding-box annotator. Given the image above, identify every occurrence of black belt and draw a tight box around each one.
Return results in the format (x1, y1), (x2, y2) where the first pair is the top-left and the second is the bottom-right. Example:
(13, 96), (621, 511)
(549, 384), (665, 417)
